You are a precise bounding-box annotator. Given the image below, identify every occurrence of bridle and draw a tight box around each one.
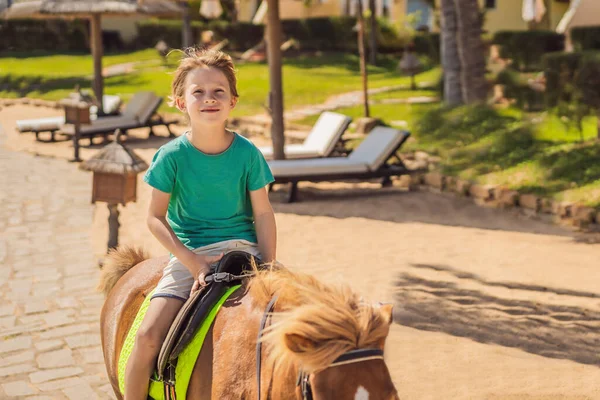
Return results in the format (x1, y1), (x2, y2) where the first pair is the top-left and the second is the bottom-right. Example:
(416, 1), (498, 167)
(296, 348), (385, 400)
(256, 296), (385, 400)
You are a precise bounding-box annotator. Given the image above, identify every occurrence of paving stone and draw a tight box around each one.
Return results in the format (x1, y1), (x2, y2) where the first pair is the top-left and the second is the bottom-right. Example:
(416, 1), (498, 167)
(43, 313), (76, 328)
(0, 315), (16, 329)
(81, 374), (106, 385)
(62, 382), (99, 400)
(54, 297), (79, 309)
(98, 383), (117, 399)
(24, 302), (49, 315)
(35, 339), (64, 352)
(2, 380), (38, 396)
(3, 350), (35, 366)
(20, 314), (44, 325)
(0, 267), (10, 286)
(37, 349), (75, 369)
(36, 377), (87, 391)
(0, 363), (36, 377)
(29, 367), (84, 384)
(79, 315), (100, 323)
(65, 333), (101, 349)
(0, 304), (16, 317)
(40, 324), (92, 339)
(8, 278), (33, 294)
(0, 336), (32, 354)
(2, 324), (46, 337)
(77, 347), (104, 364)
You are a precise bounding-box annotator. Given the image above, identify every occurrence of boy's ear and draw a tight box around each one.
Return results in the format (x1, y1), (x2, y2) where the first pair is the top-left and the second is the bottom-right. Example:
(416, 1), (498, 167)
(175, 97), (185, 112)
(230, 97), (238, 109)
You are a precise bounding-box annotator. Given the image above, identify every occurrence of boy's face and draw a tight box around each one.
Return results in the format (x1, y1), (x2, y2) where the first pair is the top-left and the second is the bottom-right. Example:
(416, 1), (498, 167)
(176, 66), (237, 125)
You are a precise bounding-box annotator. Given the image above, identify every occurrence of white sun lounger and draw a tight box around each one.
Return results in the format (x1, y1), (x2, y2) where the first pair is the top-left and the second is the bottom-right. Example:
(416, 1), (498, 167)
(268, 127), (412, 202)
(258, 111), (351, 159)
(55, 91), (176, 161)
(16, 95), (122, 140)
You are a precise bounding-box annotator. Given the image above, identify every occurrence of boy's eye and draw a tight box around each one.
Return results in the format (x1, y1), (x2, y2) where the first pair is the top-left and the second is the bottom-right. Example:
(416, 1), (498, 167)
(194, 90), (203, 94)
(215, 89), (224, 93)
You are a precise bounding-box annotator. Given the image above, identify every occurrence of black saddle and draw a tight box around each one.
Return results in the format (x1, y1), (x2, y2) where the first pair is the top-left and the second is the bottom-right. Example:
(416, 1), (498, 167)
(156, 250), (261, 381)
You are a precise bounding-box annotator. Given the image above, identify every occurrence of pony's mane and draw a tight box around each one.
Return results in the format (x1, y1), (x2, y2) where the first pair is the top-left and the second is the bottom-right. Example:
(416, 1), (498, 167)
(248, 266), (391, 373)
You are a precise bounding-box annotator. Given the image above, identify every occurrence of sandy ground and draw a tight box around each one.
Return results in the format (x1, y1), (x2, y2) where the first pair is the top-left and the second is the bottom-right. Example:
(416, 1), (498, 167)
(2, 104), (600, 399)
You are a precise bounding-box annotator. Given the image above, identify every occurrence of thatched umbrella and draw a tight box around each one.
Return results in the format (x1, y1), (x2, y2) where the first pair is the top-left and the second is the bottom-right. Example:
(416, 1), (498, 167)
(79, 130), (148, 250)
(1, 0), (182, 114)
(79, 131), (148, 177)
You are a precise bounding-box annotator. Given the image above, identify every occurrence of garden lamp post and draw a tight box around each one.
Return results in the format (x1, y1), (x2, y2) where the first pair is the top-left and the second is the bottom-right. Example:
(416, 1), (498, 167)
(79, 131), (148, 252)
(399, 49), (422, 90)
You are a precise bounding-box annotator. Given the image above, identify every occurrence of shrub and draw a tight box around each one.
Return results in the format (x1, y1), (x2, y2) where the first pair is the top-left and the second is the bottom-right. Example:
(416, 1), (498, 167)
(493, 30), (564, 71)
(571, 26), (600, 51)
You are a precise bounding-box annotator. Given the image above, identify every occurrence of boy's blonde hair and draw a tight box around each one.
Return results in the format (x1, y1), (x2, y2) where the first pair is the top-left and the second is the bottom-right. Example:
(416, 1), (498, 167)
(169, 48), (238, 108)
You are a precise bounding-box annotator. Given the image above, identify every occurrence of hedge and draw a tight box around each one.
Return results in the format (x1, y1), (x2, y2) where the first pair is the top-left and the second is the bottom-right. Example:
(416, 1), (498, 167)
(493, 30), (564, 71)
(543, 51), (600, 109)
(571, 26), (600, 51)
(0, 19), (89, 53)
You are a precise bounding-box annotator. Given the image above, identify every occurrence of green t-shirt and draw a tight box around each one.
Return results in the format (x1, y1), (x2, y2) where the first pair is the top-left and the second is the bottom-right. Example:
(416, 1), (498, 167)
(143, 132), (274, 250)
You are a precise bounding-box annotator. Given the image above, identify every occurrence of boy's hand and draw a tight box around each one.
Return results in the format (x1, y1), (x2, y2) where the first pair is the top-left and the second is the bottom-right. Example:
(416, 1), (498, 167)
(189, 253), (224, 295)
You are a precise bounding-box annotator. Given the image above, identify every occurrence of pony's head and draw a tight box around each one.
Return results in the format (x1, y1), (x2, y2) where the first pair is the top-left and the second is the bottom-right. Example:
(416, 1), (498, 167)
(251, 268), (399, 399)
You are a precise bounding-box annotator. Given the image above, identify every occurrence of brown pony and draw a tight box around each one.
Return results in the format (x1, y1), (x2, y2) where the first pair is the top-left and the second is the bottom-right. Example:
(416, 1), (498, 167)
(99, 246), (399, 400)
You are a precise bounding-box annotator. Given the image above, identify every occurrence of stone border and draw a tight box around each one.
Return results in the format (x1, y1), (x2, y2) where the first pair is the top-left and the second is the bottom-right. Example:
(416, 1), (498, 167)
(0, 98), (63, 110)
(408, 170), (600, 232)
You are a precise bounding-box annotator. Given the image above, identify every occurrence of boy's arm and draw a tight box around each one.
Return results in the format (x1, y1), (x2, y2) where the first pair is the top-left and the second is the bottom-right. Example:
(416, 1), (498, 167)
(250, 186), (277, 263)
(147, 188), (220, 284)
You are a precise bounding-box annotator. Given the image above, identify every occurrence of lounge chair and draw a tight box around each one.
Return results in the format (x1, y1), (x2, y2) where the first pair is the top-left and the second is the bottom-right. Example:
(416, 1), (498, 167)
(59, 91), (178, 161)
(258, 111), (351, 160)
(268, 127), (413, 202)
(16, 95), (122, 141)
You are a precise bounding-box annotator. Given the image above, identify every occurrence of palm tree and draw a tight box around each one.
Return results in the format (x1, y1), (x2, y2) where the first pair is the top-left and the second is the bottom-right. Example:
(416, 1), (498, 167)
(440, 0), (462, 105)
(454, 0), (487, 103)
(266, 0), (285, 159)
(439, 0), (487, 104)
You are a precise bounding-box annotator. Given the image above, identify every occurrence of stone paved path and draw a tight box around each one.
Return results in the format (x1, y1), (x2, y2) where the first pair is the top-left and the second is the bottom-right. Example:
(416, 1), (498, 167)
(0, 125), (114, 399)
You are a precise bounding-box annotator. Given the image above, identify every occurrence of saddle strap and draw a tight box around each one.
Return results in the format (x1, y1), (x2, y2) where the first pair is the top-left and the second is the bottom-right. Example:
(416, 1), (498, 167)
(256, 295), (278, 400)
(163, 361), (177, 400)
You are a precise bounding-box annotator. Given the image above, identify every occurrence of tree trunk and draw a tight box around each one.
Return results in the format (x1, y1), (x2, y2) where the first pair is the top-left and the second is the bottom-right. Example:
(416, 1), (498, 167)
(454, 0), (488, 103)
(181, 1), (193, 48)
(597, 111), (600, 140)
(356, 0), (370, 118)
(90, 14), (104, 115)
(440, 0), (462, 105)
(266, 0), (285, 160)
(368, 0), (377, 65)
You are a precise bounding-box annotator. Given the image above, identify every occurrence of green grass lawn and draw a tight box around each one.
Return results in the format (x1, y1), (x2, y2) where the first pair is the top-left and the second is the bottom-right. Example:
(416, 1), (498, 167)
(296, 101), (436, 130)
(0, 49), (441, 117)
(411, 105), (600, 208)
(297, 100), (600, 208)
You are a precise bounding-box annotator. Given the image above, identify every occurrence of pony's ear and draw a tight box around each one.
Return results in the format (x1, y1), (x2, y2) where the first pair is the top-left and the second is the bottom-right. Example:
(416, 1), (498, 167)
(378, 303), (394, 325)
(284, 333), (318, 354)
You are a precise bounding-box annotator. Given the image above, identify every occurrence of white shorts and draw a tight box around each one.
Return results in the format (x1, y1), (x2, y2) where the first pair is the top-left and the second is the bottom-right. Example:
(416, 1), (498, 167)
(151, 239), (261, 302)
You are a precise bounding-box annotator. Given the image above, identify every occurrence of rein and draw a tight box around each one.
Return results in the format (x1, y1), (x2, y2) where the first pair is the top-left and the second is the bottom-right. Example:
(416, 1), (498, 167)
(255, 297), (385, 400)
